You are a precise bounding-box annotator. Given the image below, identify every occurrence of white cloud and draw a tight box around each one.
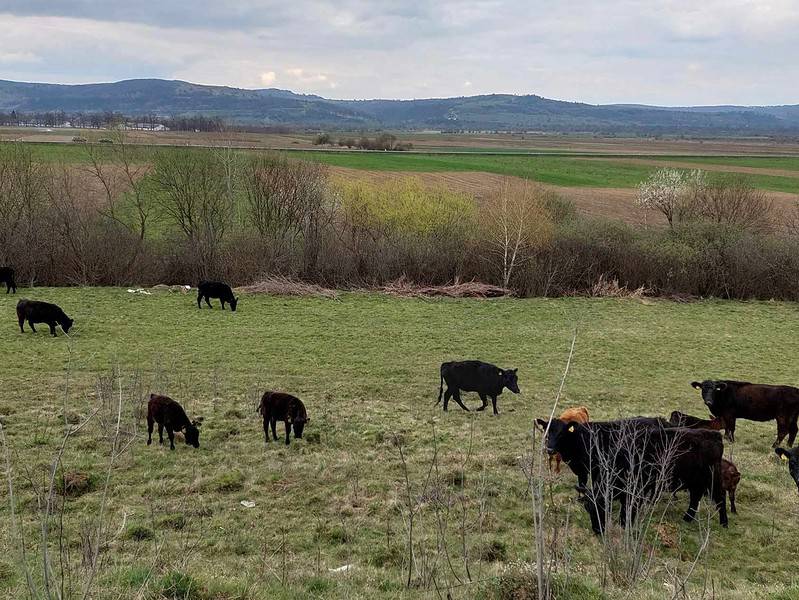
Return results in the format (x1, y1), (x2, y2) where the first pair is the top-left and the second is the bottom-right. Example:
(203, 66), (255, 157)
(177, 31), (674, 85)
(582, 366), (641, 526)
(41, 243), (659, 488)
(259, 71), (276, 85)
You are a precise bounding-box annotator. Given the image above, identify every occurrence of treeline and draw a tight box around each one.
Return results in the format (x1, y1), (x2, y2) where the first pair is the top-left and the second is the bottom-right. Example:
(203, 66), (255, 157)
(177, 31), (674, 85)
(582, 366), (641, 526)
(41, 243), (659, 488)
(0, 110), (233, 132)
(313, 132), (413, 151)
(1, 142), (798, 300)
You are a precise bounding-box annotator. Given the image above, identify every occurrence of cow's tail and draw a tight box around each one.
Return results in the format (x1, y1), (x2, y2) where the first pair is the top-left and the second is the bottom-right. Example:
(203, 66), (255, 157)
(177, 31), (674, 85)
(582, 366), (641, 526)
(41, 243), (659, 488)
(435, 368), (444, 405)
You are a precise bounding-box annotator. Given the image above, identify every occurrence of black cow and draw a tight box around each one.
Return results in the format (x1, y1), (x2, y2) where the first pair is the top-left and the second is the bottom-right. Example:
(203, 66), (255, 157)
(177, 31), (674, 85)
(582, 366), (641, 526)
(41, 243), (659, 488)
(147, 394), (202, 450)
(197, 281), (238, 311)
(775, 447), (799, 493)
(436, 360), (519, 415)
(537, 417), (727, 534)
(0, 267), (16, 293)
(669, 411), (724, 430)
(691, 380), (799, 447)
(258, 391), (308, 446)
(16, 299), (73, 337)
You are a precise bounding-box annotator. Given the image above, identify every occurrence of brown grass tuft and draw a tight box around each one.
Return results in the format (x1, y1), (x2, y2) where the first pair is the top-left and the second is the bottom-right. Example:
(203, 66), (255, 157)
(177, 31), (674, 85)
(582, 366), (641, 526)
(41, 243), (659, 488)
(236, 275), (339, 299)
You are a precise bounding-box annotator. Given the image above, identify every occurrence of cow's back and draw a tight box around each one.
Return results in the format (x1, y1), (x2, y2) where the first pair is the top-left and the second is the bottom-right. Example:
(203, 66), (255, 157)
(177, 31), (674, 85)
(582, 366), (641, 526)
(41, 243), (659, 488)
(731, 383), (799, 419)
(442, 360), (500, 392)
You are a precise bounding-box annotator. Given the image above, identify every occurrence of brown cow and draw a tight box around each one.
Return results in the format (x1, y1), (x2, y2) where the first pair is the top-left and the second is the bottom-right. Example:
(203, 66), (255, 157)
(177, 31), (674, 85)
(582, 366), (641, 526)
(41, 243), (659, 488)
(547, 406), (590, 475)
(258, 391), (308, 446)
(721, 458), (741, 514)
(691, 380), (799, 446)
(146, 394), (202, 450)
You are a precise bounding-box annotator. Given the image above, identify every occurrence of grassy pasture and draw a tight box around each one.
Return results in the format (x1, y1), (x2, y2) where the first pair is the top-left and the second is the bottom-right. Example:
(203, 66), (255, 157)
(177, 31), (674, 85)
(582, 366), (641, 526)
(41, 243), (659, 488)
(1, 289), (799, 599)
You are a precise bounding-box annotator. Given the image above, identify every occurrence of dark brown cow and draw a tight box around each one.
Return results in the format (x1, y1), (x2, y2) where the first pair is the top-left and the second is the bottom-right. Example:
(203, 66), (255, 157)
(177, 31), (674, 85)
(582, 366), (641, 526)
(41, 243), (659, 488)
(258, 391), (308, 446)
(691, 380), (799, 446)
(721, 458), (741, 514)
(147, 394), (202, 450)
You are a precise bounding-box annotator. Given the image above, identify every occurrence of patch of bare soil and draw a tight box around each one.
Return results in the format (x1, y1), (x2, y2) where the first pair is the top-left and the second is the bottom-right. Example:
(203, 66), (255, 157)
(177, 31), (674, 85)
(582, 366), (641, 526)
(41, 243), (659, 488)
(578, 156), (799, 179)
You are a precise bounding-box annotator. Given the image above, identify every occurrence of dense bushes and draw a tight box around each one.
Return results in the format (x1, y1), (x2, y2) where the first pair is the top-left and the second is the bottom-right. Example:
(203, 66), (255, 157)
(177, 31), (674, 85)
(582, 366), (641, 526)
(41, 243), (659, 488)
(1, 142), (798, 300)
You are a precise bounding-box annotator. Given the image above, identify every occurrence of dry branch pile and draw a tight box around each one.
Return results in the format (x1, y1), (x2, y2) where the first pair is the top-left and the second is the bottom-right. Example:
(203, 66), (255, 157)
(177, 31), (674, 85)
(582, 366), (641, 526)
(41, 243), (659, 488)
(236, 275), (340, 299)
(380, 277), (512, 298)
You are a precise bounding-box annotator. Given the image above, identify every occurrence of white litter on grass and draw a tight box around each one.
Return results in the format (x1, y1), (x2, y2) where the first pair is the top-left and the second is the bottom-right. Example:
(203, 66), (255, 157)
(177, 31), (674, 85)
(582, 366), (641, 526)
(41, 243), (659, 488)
(240, 500), (256, 508)
(328, 564), (355, 574)
(126, 288), (152, 295)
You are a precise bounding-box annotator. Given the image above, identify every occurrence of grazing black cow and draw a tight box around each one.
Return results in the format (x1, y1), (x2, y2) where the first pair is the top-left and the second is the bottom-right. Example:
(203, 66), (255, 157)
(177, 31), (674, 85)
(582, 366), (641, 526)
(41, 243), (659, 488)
(147, 394), (201, 450)
(775, 447), (799, 493)
(0, 267), (16, 293)
(258, 391), (308, 446)
(436, 360), (520, 415)
(691, 380), (799, 447)
(197, 281), (238, 311)
(16, 299), (73, 337)
(669, 410), (724, 431)
(537, 417), (727, 534)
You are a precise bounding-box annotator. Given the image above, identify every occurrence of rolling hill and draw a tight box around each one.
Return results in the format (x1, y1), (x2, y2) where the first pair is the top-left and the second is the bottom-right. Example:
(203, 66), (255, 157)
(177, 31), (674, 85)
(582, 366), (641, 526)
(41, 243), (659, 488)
(1, 78), (799, 134)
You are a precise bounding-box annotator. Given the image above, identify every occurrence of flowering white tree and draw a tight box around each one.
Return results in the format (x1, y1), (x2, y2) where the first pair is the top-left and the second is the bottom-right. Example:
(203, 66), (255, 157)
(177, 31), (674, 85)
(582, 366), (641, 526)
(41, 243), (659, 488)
(636, 168), (705, 229)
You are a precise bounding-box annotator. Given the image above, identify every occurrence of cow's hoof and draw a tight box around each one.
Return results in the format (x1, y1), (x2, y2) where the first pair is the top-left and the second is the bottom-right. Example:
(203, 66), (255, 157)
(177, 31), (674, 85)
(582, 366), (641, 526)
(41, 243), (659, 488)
(476, 406), (485, 411)
(147, 440), (151, 446)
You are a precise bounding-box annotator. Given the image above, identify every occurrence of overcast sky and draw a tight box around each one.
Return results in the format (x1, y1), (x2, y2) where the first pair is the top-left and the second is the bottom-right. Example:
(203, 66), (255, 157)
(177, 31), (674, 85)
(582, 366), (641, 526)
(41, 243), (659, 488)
(1, 1), (798, 105)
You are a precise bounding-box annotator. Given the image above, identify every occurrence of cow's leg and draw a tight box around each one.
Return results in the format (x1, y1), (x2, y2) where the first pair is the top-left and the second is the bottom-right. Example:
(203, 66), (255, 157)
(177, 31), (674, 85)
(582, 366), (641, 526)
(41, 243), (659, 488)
(221, 300), (226, 310)
(443, 388), (453, 411)
(158, 423), (164, 445)
(787, 414), (799, 447)
(774, 416), (789, 448)
(725, 419), (736, 443)
(147, 416), (154, 445)
(452, 389), (469, 412)
(683, 487), (701, 522)
(167, 427), (176, 450)
(284, 420), (291, 446)
(29, 320), (36, 333)
(729, 488), (737, 514)
(18, 315), (24, 333)
(271, 417), (278, 441)
(10, 281), (15, 294)
(48, 322), (57, 337)
(5, 282), (9, 294)
(263, 417), (270, 443)
(197, 293), (203, 309)
(712, 472), (728, 527)
(205, 296), (213, 308)
(581, 491), (605, 535)
(476, 393), (488, 411)
(491, 395), (499, 415)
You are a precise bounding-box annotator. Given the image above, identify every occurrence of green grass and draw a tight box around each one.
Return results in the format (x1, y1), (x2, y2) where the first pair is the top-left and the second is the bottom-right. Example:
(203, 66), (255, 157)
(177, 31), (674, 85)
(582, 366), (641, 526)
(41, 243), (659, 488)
(5, 141), (799, 194)
(1, 289), (799, 598)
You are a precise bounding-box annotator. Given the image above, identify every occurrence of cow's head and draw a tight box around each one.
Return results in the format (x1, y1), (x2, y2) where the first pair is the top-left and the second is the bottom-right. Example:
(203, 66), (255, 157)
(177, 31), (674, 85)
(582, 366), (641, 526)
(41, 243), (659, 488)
(535, 418), (582, 456)
(61, 317), (74, 334)
(292, 415), (308, 439)
(230, 296), (239, 312)
(691, 380), (727, 409)
(501, 368), (520, 394)
(775, 447), (799, 493)
(185, 418), (202, 448)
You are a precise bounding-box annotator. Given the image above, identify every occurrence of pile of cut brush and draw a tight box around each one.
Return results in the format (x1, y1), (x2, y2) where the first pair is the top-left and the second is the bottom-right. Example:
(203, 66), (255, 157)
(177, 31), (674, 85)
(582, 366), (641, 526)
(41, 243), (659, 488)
(236, 276), (340, 299)
(380, 277), (511, 299)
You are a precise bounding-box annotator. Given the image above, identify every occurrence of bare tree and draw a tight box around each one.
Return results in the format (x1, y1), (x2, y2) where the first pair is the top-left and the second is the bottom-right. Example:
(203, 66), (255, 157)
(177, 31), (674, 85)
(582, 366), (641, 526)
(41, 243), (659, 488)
(241, 154), (332, 274)
(152, 149), (233, 278)
(692, 175), (773, 232)
(481, 179), (554, 289)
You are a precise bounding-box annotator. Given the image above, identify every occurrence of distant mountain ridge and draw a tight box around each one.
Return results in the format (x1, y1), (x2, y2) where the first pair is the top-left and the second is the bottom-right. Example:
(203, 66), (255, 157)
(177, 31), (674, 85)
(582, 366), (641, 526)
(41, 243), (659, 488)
(1, 78), (798, 134)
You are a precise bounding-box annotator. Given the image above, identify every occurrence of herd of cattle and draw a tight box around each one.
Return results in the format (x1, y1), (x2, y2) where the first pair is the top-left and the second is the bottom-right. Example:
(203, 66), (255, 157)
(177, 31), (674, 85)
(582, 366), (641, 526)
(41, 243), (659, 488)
(4, 266), (799, 536)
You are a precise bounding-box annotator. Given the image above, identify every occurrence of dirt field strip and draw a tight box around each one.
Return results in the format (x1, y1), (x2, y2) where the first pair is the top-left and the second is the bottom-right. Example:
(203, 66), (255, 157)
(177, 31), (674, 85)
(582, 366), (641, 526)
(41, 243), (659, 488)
(578, 156), (799, 178)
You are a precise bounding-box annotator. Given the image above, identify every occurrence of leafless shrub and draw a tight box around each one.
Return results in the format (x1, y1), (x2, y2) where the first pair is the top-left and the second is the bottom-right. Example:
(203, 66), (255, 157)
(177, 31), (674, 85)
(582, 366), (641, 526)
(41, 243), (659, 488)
(380, 276), (511, 298)
(690, 175), (774, 233)
(236, 275), (339, 298)
(587, 275), (650, 299)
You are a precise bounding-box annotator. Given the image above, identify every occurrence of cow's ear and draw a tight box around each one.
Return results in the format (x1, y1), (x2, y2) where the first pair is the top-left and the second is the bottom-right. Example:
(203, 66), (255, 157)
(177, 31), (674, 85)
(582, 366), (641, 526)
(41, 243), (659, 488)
(715, 382), (727, 391)
(567, 421), (579, 433)
(511, 368), (518, 374)
(775, 448), (790, 461)
(690, 381), (701, 389)
(497, 369), (504, 376)
(535, 418), (548, 430)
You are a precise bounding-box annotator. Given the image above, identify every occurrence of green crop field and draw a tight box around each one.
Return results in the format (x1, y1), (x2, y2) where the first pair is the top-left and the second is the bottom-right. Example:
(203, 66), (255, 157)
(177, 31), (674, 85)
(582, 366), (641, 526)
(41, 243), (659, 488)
(5, 141), (799, 195)
(1, 289), (798, 599)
